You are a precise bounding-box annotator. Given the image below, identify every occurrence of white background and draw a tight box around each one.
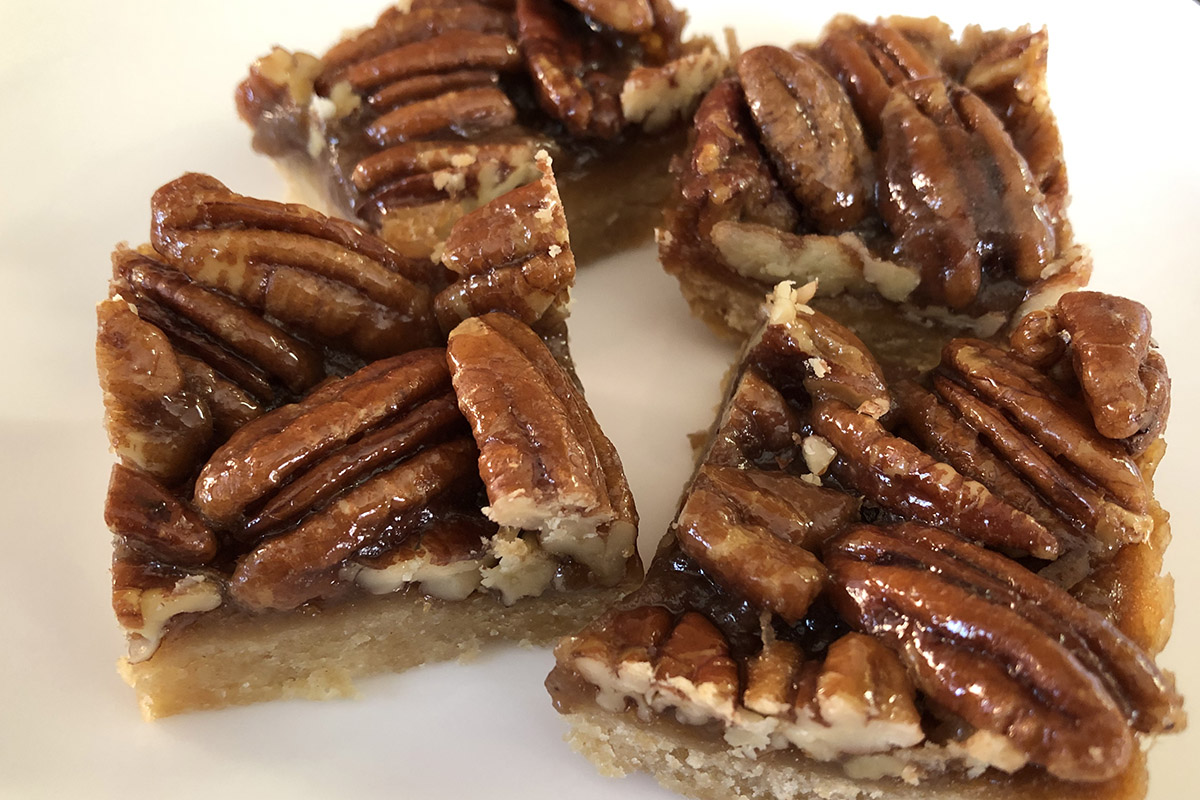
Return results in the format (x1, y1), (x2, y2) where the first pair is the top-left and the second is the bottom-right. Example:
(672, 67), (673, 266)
(0, 1), (1196, 797)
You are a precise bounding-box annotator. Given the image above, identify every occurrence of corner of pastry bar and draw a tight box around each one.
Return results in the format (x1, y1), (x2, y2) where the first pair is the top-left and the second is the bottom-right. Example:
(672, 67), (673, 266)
(97, 158), (639, 719)
(235, 0), (727, 264)
(548, 276), (1183, 799)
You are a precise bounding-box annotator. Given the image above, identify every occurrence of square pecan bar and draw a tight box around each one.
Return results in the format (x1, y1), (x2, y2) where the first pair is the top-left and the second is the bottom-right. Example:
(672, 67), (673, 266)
(236, 0), (725, 263)
(97, 154), (639, 718)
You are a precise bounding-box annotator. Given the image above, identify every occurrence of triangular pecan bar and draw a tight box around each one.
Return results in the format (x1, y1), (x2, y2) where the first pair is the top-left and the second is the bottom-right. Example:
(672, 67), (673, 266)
(549, 281), (1183, 798)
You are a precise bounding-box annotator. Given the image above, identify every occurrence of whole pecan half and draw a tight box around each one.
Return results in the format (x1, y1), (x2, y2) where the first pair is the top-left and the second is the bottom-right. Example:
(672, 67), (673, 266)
(826, 523), (1184, 780)
(151, 173), (441, 361)
(447, 312), (636, 584)
(737, 46), (873, 233)
(231, 436), (479, 611)
(811, 398), (1060, 558)
(1011, 292), (1170, 454)
(105, 464), (218, 566)
(194, 348), (455, 528)
(876, 78), (1055, 309)
(817, 16), (941, 142)
(517, 0), (624, 138)
(96, 295), (213, 485)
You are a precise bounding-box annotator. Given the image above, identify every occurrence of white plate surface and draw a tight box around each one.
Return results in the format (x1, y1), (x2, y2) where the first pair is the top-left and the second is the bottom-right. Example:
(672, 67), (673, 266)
(0, 1), (1196, 797)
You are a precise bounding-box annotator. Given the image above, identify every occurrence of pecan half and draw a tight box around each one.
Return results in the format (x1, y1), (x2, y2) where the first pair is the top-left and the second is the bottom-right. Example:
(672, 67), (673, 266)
(151, 173), (441, 361)
(96, 295), (212, 484)
(705, 367), (803, 469)
(737, 46), (873, 233)
(826, 523), (1184, 780)
(652, 612), (740, 721)
(318, 4), (516, 92)
(1011, 292), (1170, 453)
(365, 86), (518, 147)
(817, 16), (941, 142)
(105, 464), (217, 566)
(447, 312), (636, 584)
(517, 0), (624, 138)
(963, 28), (1069, 235)
(434, 151), (574, 332)
(564, 0), (654, 33)
(812, 398), (1059, 558)
(876, 79), (1055, 309)
(231, 436), (479, 611)
(336, 30), (522, 95)
(675, 465), (845, 623)
(194, 348), (454, 528)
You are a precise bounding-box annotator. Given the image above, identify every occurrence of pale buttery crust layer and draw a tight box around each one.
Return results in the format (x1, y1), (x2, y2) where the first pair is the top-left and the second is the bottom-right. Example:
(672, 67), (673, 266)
(121, 571), (637, 720)
(550, 402), (1175, 799)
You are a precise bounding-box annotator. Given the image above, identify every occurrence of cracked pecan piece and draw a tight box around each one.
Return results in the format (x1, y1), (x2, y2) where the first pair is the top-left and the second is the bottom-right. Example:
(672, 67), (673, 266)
(237, 0), (720, 263)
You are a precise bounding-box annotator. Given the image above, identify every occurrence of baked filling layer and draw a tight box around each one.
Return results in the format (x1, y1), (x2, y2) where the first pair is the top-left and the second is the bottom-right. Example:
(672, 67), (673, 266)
(236, 0), (724, 263)
(97, 157), (639, 716)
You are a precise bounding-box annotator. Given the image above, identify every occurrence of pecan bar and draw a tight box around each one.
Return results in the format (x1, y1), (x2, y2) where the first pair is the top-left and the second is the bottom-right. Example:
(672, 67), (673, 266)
(98, 157), (639, 718)
(660, 15), (1089, 354)
(548, 279), (1183, 799)
(236, 0), (724, 263)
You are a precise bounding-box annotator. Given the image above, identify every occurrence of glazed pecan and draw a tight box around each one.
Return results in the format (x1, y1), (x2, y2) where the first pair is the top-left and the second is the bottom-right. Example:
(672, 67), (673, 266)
(749, 282), (891, 418)
(194, 348), (456, 528)
(105, 464), (218, 566)
(151, 173), (441, 361)
(318, 3), (514, 88)
(677, 78), (800, 238)
(231, 436), (479, 611)
(352, 139), (542, 221)
(365, 86), (518, 146)
(334, 30), (521, 96)
(963, 28), (1069, 234)
(811, 398), (1060, 558)
(817, 16), (941, 142)
(1011, 292), (1170, 453)
(705, 367), (803, 470)
(434, 152), (574, 332)
(736, 46), (873, 233)
(676, 465), (846, 623)
(876, 79), (1055, 309)
(96, 295), (213, 484)
(565, 0), (654, 33)
(447, 312), (636, 584)
(826, 523), (1184, 780)
(652, 612), (740, 720)
(517, 0), (624, 138)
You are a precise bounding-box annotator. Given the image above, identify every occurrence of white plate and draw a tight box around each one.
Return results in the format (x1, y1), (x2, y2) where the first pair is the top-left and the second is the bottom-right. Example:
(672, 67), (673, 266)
(0, 1), (1195, 797)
